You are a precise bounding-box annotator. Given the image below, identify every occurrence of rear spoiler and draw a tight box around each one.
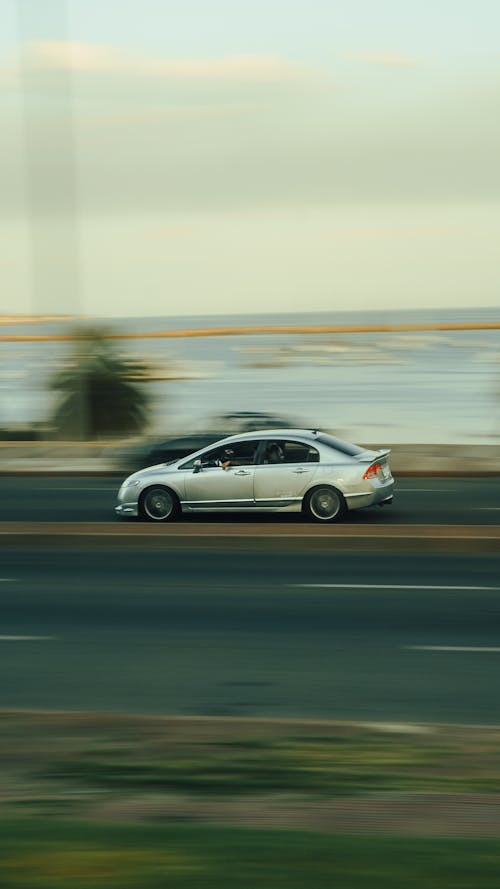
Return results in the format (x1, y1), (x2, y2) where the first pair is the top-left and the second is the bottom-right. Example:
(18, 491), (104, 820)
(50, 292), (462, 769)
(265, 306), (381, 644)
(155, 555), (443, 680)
(356, 449), (391, 463)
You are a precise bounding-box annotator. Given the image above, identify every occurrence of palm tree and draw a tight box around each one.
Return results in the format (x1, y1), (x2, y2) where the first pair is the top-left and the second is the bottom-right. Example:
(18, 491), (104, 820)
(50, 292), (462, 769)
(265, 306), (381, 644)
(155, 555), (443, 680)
(49, 326), (151, 440)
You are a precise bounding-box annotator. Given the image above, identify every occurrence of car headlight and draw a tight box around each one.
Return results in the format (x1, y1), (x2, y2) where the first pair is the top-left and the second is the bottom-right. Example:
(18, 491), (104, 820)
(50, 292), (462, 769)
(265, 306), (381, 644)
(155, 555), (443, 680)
(119, 479), (140, 497)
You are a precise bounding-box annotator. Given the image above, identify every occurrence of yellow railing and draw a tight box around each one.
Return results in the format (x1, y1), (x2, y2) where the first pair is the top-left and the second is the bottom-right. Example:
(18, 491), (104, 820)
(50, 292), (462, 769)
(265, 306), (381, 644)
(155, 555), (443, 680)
(1, 321), (500, 342)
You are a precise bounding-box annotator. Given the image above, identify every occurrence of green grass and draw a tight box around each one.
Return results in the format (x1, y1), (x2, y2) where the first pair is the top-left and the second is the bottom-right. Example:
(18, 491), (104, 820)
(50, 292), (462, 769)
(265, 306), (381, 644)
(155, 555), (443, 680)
(1, 819), (500, 889)
(40, 732), (500, 797)
(3, 712), (500, 835)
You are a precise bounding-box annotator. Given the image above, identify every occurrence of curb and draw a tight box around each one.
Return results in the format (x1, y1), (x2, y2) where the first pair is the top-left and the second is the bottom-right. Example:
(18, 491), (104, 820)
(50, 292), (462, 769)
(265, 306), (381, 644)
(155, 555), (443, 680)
(1, 523), (499, 553)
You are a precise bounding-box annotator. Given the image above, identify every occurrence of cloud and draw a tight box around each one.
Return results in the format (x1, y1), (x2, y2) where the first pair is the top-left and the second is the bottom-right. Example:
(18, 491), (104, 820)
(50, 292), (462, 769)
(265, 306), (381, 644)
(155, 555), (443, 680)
(26, 40), (312, 83)
(32, 40), (126, 73)
(350, 51), (425, 67)
(1, 38), (498, 218)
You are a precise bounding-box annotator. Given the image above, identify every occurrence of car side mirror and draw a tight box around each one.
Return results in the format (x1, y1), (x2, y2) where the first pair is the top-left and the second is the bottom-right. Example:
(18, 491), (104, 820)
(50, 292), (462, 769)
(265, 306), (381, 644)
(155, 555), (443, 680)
(193, 459), (202, 474)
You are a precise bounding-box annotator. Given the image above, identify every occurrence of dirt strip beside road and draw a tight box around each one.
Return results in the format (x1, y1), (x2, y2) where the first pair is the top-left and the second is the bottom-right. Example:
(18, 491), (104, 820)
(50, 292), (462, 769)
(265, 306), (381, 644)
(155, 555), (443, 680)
(1, 522), (499, 552)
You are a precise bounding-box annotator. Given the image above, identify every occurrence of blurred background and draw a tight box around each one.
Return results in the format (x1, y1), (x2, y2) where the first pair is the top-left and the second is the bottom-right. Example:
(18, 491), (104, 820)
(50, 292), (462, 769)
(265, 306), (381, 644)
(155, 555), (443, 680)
(1, 310), (500, 476)
(1, 2), (500, 886)
(1, 0), (499, 463)
(2, 311), (500, 446)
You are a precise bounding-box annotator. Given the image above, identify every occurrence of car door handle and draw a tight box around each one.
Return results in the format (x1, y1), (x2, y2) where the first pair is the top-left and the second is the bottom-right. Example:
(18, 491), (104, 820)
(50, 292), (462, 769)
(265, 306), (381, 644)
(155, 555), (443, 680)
(234, 470), (251, 476)
(293, 468), (310, 474)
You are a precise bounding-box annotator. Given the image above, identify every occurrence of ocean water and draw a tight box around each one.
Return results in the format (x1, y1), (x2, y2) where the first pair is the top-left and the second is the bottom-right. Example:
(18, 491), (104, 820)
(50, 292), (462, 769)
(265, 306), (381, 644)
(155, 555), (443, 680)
(1, 307), (500, 444)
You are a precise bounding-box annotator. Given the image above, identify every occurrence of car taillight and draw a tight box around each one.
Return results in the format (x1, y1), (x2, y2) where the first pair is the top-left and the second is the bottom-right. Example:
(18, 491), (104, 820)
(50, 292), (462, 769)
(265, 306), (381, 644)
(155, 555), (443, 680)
(363, 463), (382, 480)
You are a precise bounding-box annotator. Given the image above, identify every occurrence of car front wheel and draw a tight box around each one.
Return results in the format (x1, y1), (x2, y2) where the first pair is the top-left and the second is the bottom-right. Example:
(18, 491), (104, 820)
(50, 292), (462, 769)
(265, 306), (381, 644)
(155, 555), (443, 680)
(140, 486), (180, 522)
(304, 486), (346, 523)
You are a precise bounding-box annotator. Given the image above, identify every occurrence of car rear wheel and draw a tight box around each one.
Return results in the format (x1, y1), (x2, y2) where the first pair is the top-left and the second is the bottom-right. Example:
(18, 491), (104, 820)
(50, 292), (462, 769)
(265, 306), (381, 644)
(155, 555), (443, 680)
(304, 486), (346, 523)
(140, 486), (180, 522)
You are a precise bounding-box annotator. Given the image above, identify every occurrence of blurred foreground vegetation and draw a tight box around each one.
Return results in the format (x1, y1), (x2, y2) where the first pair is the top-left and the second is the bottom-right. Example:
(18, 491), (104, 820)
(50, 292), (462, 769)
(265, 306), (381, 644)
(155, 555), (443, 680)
(3, 712), (500, 886)
(2, 820), (500, 889)
(3, 711), (500, 814)
(37, 727), (500, 797)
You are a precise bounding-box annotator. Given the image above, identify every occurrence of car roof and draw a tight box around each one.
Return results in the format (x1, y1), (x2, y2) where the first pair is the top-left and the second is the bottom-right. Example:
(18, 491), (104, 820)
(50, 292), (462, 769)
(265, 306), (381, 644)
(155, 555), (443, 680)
(214, 428), (321, 445)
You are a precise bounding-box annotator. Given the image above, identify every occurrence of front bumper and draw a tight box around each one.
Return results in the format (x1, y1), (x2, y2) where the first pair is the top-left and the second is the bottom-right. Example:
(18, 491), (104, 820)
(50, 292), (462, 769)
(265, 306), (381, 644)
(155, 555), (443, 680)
(115, 503), (139, 518)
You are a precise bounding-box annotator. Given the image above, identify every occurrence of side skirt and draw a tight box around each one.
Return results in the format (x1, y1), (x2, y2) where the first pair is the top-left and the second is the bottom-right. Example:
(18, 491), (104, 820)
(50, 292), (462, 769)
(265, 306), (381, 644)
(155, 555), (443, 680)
(181, 501), (302, 513)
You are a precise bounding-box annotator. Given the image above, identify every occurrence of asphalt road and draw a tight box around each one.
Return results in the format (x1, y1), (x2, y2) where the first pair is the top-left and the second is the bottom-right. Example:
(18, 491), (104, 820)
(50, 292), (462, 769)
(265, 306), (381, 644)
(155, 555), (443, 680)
(1, 546), (500, 724)
(1, 475), (500, 525)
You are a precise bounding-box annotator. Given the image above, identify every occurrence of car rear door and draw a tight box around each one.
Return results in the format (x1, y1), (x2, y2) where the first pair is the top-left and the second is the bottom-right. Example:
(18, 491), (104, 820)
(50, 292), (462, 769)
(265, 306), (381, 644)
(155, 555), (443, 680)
(253, 439), (319, 507)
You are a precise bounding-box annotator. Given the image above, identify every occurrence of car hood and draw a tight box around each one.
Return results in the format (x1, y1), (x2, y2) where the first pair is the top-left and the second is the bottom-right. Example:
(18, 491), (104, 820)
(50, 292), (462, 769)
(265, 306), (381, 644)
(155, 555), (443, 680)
(126, 463), (176, 483)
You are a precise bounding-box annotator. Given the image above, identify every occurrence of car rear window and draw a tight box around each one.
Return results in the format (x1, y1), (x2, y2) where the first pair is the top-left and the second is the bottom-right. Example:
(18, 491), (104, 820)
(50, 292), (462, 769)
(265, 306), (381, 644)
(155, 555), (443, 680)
(316, 433), (364, 456)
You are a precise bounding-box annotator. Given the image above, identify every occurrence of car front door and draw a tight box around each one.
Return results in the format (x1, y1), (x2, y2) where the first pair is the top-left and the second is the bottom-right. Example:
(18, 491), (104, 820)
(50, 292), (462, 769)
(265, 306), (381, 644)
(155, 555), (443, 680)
(183, 440), (258, 509)
(253, 439), (319, 507)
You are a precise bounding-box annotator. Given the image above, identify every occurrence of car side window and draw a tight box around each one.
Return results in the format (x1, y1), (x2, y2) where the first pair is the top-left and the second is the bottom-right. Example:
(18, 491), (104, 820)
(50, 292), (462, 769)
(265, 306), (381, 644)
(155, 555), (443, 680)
(305, 447), (320, 463)
(181, 446), (224, 469)
(180, 441), (259, 470)
(221, 441), (259, 466)
(260, 440), (319, 464)
(281, 440), (319, 463)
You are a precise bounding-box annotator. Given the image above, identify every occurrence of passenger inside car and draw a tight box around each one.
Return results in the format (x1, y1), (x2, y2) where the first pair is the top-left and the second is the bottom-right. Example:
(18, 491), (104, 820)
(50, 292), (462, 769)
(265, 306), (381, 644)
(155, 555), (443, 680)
(262, 440), (319, 464)
(263, 443), (284, 464)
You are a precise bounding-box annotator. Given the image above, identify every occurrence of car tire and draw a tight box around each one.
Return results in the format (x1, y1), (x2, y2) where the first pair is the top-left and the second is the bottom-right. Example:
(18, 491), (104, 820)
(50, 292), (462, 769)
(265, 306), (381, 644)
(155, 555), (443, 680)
(304, 485), (346, 523)
(139, 486), (180, 522)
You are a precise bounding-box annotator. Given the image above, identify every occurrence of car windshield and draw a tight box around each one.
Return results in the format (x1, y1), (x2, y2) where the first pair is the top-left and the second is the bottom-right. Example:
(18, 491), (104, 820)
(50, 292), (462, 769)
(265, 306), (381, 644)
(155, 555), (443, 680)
(316, 433), (365, 457)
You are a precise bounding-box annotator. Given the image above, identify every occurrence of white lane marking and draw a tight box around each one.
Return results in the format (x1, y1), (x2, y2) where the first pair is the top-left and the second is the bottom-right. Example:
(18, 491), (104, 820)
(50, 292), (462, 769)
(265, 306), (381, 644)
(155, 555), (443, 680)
(290, 584), (499, 591)
(476, 508), (500, 511)
(47, 486), (116, 492)
(0, 635), (58, 641)
(404, 645), (500, 653)
(397, 489), (453, 493)
(0, 579), (17, 582)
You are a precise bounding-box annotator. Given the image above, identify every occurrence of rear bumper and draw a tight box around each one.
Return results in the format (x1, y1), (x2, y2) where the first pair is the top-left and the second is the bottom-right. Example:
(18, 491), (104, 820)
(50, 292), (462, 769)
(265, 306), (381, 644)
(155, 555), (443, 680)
(345, 480), (394, 511)
(378, 495), (393, 506)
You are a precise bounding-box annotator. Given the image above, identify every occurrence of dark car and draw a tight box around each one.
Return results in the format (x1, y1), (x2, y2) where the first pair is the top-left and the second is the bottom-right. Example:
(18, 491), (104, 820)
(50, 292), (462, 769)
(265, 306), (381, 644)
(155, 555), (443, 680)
(209, 412), (297, 432)
(114, 433), (224, 473)
(114, 413), (299, 473)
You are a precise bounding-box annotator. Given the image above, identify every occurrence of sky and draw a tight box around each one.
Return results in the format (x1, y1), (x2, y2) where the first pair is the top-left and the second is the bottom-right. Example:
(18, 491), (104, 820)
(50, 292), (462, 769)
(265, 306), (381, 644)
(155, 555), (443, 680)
(0, 0), (499, 317)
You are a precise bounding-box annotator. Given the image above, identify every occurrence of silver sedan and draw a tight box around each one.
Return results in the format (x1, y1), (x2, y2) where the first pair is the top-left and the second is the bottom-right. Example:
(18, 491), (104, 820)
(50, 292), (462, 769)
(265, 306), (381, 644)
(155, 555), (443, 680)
(115, 429), (394, 523)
